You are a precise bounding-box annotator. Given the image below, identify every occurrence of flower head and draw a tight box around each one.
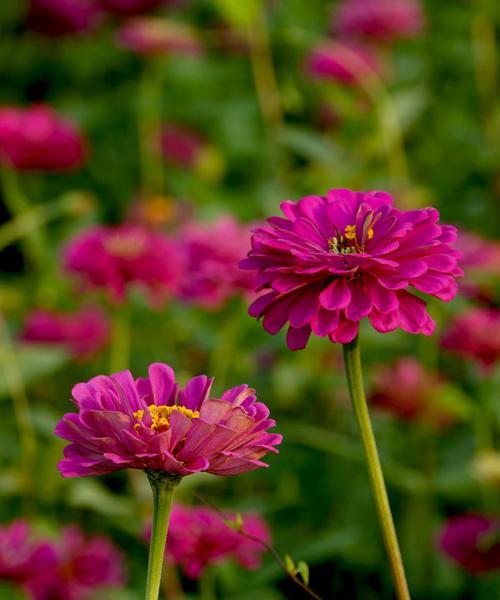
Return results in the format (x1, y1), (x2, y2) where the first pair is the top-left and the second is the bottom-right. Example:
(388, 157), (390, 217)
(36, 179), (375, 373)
(26, 526), (125, 600)
(63, 224), (182, 304)
(98, 0), (174, 16)
(370, 358), (459, 426)
(0, 105), (86, 171)
(165, 505), (270, 578)
(306, 41), (381, 86)
(21, 306), (109, 358)
(26, 0), (102, 36)
(177, 216), (257, 310)
(241, 189), (462, 350)
(439, 514), (500, 575)
(335, 0), (425, 43)
(117, 17), (201, 56)
(442, 307), (500, 370)
(160, 124), (204, 169)
(0, 521), (56, 591)
(55, 362), (281, 477)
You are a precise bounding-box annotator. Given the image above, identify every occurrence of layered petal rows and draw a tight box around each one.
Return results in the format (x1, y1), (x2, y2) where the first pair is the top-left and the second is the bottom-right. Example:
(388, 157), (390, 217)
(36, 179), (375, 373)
(55, 363), (281, 478)
(241, 189), (462, 350)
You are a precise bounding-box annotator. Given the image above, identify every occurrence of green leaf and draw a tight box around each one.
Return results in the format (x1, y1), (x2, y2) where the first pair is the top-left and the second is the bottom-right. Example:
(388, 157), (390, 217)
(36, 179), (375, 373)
(297, 560), (310, 585)
(284, 554), (296, 575)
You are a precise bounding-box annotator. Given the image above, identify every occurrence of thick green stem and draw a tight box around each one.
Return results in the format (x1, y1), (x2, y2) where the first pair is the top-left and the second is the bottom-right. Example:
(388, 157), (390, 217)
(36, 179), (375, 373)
(343, 336), (411, 600)
(145, 471), (181, 600)
(110, 308), (131, 374)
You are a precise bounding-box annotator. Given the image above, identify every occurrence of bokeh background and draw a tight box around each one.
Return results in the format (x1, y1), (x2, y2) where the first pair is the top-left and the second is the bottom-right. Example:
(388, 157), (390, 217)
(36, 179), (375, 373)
(0, 1), (499, 598)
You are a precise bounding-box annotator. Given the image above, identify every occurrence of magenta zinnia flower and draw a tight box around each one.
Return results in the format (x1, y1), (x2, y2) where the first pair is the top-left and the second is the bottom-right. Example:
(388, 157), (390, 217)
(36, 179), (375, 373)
(177, 216), (257, 310)
(26, 0), (102, 37)
(439, 515), (500, 575)
(55, 362), (281, 477)
(26, 526), (125, 600)
(63, 224), (182, 304)
(117, 17), (202, 56)
(306, 41), (381, 86)
(241, 189), (462, 350)
(0, 521), (56, 593)
(165, 505), (270, 578)
(335, 0), (425, 43)
(0, 105), (86, 171)
(456, 231), (500, 306)
(21, 306), (109, 358)
(442, 307), (500, 370)
(370, 358), (457, 426)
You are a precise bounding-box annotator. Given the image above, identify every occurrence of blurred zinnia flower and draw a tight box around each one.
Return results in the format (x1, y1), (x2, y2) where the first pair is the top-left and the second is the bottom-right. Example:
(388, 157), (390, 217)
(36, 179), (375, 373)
(370, 358), (459, 426)
(335, 0), (424, 43)
(63, 224), (182, 304)
(306, 41), (381, 86)
(21, 306), (109, 358)
(55, 362), (282, 477)
(177, 216), (256, 310)
(0, 105), (86, 171)
(439, 514), (500, 575)
(0, 521), (56, 594)
(456, 231), (500, 306)
(165, 505), (270, 578)
(442, 307), (500, 370)
(241, 189), (462, 350)
(27, 526), (125, 600)
(117, 17), (202, 56)
(26, 0), (102, 36)
(98, 0), (174, 16)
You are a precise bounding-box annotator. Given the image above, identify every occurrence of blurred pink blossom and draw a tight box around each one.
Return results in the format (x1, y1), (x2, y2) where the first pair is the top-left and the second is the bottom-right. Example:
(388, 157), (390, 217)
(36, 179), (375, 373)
(0, 105), (86, 171)
(26, 0), (102, 36)
(117, 17), (202, 56)
(456, 231), (500, 305)
(160, 124), (204, 168)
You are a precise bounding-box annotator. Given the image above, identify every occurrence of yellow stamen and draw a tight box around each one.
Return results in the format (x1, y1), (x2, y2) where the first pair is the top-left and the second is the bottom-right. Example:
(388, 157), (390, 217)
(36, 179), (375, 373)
(344, 224), (357, 240)
(133, 404), (200, 433)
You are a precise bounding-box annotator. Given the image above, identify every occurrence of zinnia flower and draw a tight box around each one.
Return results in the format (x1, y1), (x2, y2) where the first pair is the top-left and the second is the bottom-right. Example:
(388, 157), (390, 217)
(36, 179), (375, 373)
(21, 306), (109, 358)
(63, 224), (182, 304)
(165, 505), (270, 578)
(306, 41), (381, 86)
(177, 216), (256, 310)
(370, 358), (459, 426)
(442, 307), (500, 370)
(117, 17), (202, 56)
(55, 362), (282, 477)
(98, 0), (173, 16)
(240, 189), (462, 350)
(0, 521), (56, 593)
(456, 231), (500, 306)
(0, 105), (86, 171)
(439, 515), (500, 575)
(26, 0), (102, 37)
(160, 124), (204, 169)
(335, 0), (424, 43)
(26, 526), (125, 600)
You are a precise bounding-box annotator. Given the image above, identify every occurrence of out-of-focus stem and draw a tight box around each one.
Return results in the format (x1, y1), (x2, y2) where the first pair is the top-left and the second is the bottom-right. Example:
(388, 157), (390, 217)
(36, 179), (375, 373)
(138, 59), (166, 195)
(199, 568), (216, 600)
(109, 308), (131, 374)
(0, 315), (36, 514)
(208, 301), (242, 389)
(343, 336), (411, 600)
(145, 470), (180, 600)
(0, 167), (49, 271)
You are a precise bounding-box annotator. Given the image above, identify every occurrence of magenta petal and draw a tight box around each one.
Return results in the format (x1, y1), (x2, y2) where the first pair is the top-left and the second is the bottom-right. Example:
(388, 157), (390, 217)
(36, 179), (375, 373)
(147, 363), (176, 406)
(319, 278), (351, 310)
(286, 325), (312, 350)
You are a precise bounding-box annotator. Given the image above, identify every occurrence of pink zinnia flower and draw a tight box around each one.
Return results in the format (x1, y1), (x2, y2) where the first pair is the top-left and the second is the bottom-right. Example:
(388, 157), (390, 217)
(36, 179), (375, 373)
(335, 0), (425, 43)
(306, 41), (381, 86)
(26, 526), (125, 600)
(160, 124), (204, 169)
(0, 105), (86, 171)
(370, 358), (457, 426)
(442, 307), (500, 370)
(177, 216), (256, 310)
(63, 224), (182, 304)
(456, 231), (500, 305)
(26, 0), (102, 37)
(55, 362), (282, 477)
(166, 505), (270, 578)
(117, 17), (201, 56)
(21, 306), (109, 358)
(439, 514), (500, 575)
(0, 521), (56, 594)
(241, 189), (462, 350)
(98, 0), (173, 16)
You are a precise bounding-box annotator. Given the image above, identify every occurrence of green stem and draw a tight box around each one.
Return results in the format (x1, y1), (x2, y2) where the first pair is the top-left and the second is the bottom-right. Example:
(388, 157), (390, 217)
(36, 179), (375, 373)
(199, 567), (216, 600)
(145, 471), (181, 600)
(342, 336), (411, 600)
(110, 308), (131, 374)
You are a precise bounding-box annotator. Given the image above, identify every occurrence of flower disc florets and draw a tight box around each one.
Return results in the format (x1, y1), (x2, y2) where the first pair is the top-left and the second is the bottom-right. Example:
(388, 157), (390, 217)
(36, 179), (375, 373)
(241, 189), (462, 350)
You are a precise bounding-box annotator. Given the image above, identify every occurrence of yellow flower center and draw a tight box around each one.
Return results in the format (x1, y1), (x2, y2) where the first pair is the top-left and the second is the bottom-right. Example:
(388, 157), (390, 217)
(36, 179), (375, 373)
(105, 232), (146, 259)
(328, 222), (374, 254)
(133, 404), (200, 433)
